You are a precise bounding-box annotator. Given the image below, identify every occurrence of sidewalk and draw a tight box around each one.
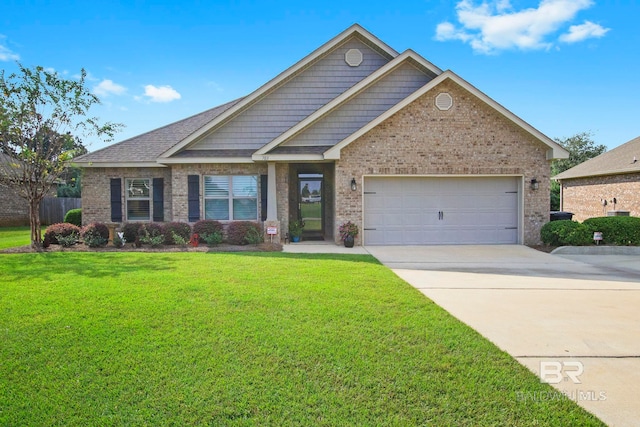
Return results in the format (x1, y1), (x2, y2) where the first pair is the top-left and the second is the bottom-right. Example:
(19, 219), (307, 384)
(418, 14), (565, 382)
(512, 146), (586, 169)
(282, 241), (369, 254)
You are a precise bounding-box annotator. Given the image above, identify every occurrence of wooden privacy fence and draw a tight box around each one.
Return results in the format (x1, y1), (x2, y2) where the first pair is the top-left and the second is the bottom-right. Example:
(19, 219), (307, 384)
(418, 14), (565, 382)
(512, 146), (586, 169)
(39, 197), (81, 225)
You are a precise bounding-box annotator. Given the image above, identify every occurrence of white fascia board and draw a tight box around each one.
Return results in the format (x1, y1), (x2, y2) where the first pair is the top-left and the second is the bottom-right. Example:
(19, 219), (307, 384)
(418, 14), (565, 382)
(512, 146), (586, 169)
(158, 157), (254, 164)
(325, 70), (569, 160)
(547, 147), (570, 160)
(74, 162), (167, 168)
(159, 24), (399, 160)
(251, 153), (325, 162)
(256, 51), (442, 156)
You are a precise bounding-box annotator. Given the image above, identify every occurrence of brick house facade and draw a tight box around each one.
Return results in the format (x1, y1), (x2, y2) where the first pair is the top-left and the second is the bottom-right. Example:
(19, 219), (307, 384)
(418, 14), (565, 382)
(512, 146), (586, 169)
(555, 136), (640, 222)
(77, 25), (567, 246)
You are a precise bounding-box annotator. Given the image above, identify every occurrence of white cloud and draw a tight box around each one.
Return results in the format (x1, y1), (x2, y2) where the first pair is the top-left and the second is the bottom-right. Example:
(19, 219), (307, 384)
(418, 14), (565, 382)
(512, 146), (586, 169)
(93, 79), (127, 97)
(0, 35), (19, 61)
(559, 20), (610, 43)
(142, 84), (181, 103)
(435, 0), (609, 54)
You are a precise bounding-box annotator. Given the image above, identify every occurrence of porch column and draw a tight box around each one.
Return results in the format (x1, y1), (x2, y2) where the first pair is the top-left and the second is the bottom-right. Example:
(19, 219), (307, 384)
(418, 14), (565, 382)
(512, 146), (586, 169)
(263, 162), (282, 243)
(267, 162), (278, 220)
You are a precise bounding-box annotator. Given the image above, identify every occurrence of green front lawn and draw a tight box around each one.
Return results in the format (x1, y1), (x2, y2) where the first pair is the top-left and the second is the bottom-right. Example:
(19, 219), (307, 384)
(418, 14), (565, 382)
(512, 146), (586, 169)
(0, 253), (602, 426)
(0, 226), (35, 249)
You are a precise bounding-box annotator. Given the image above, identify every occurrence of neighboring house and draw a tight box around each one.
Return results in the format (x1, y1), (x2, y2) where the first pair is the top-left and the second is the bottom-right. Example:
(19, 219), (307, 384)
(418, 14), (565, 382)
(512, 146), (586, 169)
(554, 136), (640, 222)
(0, 153), (61, 226)
(75, 24), (568, 246)
(0, 153), (30, 226)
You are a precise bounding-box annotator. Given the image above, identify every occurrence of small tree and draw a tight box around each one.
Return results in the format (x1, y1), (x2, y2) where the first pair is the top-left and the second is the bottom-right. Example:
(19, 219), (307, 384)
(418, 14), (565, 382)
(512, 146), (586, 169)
(0, 64), (122, 248)
(550, 131), (607, 210)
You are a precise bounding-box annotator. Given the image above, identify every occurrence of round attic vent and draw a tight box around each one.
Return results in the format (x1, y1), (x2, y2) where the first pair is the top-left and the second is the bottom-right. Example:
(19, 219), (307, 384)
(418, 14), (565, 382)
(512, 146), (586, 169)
(345, 48), (363, 67)
(435, 92), (453, 111)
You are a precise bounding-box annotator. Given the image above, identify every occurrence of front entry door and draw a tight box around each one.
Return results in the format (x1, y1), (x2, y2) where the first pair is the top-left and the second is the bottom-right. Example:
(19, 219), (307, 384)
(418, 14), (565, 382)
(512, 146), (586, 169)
(298, 174), (324, 239)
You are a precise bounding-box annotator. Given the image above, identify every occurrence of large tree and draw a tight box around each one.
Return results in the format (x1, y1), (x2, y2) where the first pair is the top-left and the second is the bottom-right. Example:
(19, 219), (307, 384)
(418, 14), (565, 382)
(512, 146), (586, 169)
(0, 64), (121, 248)
(550, 131), (607, 210)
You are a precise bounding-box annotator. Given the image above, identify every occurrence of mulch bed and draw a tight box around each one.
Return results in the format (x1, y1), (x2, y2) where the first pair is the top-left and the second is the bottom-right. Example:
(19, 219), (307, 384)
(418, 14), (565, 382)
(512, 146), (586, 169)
(1, 242), (283, 254)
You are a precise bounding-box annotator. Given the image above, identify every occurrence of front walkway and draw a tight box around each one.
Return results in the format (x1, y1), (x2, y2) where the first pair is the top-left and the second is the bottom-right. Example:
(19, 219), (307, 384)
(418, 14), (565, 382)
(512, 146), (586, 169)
(282, 240), (369, 254)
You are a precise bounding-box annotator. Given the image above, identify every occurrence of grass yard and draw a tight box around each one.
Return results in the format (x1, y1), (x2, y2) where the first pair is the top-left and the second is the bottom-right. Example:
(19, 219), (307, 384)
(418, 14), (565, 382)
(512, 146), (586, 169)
(0, 252), (603, 426)
(0, 226), (34, 249)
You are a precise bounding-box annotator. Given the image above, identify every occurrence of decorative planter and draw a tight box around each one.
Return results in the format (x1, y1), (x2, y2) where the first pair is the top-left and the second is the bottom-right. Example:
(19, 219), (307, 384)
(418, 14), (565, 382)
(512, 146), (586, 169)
(344, 235), (355, 248)
(291, 235), (301, 243)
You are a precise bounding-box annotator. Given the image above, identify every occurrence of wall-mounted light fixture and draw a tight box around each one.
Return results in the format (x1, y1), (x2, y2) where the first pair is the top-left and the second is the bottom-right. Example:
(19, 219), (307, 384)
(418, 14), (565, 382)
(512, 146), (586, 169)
(350, 178), (357, 191)
(530, 178), (539, 191)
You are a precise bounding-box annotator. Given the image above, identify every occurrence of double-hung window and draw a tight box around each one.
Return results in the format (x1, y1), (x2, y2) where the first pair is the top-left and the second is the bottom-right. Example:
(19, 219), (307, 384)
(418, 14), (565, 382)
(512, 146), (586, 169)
(126, 178), (151, 221)
(204, 176), (258, 220)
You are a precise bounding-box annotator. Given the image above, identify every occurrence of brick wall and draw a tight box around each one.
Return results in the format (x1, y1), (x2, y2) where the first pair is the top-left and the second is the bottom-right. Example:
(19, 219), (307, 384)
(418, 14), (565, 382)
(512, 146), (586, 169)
(0, 185), (29, 226)
(82, 167), (172, 225)
(335, 79), (551, 246)
(561, 173), (640, 222)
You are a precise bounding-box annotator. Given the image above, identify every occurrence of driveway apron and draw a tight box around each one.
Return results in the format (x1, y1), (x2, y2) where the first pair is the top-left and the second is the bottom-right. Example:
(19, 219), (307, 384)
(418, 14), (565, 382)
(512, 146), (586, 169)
(365, 245), (640, 427)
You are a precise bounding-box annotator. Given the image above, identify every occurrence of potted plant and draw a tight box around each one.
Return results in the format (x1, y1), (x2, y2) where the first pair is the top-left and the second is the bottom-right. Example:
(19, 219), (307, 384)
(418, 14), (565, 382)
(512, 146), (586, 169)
(289, 220), (304, 243)
(339, 221), (358, 248)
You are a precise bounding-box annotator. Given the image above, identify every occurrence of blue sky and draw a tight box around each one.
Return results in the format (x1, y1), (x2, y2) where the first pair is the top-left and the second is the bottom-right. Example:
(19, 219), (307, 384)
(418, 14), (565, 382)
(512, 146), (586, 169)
(1, 0), (638, 151)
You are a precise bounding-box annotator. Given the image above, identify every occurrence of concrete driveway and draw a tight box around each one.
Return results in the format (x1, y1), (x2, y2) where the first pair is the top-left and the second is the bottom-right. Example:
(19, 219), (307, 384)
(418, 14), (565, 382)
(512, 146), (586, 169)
(365, 245), (640, 427)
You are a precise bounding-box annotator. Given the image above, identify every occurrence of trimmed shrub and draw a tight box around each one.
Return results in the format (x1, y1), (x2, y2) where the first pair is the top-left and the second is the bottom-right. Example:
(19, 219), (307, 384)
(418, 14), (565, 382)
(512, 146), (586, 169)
(583, 216), (640, 246)
(540, 220), (592, 246)
(57, 233), (79, 247)
(139, 223), (165, 247)
(64, 208), (82, 227)
(81, 222), (109, 247)
(163, 222), (192, 245)
(245, 226), (264, 245)
(121, 222), (143, 243)
(44, 223), (82, 245)
(193, 220), (224, 243)
(201, 231), (223, 246)
(226, 221), (262, 245)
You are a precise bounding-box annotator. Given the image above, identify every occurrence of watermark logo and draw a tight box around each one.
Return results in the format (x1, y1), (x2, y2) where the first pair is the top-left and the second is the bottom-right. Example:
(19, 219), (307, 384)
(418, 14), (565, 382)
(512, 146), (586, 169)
(540, 361), (584, 384)
(515, 360), (607, 402)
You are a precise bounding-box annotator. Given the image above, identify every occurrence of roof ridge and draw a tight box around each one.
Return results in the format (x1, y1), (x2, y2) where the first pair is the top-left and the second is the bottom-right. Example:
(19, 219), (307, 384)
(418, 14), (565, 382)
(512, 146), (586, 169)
(554, 135), (640, 180)
(158, 24), (400, 159)
(254, 49), (441, 156)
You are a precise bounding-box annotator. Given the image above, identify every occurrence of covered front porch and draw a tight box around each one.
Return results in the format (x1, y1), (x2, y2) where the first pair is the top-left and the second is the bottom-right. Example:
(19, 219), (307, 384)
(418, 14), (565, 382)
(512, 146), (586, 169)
(264, 162), (336, 243)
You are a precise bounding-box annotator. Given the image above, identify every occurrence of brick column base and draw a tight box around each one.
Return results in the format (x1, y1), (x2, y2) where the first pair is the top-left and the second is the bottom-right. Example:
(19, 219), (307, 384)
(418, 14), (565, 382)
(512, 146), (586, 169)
(263, 220), (282, 244)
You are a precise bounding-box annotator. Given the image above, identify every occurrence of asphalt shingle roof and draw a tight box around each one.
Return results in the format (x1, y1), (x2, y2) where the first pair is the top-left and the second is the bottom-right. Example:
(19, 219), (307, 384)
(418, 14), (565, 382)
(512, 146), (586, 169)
(554, 136), (640, 180)
(75, 98), (243, 164)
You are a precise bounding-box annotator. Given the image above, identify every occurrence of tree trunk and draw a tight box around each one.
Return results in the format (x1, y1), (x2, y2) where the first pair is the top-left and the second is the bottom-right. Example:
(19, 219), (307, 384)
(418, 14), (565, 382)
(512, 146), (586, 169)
(29, 199), (42, 250)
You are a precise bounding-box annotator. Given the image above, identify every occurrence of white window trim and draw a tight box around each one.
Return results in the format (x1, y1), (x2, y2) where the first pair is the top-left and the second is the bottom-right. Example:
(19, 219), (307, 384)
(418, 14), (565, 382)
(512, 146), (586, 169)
(125, 178), (151, 221)
(204, 175), (258, 221)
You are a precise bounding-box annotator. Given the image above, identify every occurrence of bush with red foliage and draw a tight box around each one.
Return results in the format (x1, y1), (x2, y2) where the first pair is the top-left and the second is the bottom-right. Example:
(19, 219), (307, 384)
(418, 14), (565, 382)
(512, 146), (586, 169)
(162, 222), (192, 245)
(226, 221), (262, 245)
(81, 223), (110, 247)
(193, 219), (224, 243)
(44, 223), (81, 245)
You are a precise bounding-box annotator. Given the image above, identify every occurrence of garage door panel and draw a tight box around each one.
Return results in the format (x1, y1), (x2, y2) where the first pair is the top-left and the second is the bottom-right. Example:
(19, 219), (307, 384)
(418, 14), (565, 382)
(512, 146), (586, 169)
(364, 177), (519, 245)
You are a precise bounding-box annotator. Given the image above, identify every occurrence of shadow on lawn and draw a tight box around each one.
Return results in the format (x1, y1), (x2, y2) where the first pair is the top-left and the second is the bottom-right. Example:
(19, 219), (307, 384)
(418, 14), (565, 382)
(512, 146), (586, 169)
(205, 251), (383, 265)
(1, 253), (175, 282)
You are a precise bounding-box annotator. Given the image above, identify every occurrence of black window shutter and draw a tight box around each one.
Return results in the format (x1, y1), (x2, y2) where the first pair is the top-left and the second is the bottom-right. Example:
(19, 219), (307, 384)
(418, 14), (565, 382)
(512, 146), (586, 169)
(260, 174), (268, 221)
(188, 175), (200, 222)
(110, 178), (122, 222)
(153, 178), (164, 222)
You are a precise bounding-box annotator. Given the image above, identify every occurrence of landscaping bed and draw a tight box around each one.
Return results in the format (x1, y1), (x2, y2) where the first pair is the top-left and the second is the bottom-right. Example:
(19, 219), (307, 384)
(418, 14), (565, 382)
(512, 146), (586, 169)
(0, 241), (281, 254)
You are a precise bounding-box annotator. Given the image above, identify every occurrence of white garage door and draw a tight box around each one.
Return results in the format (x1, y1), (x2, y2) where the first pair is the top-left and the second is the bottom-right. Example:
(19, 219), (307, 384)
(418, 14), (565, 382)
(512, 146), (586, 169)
(364, 177), (519, 245)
